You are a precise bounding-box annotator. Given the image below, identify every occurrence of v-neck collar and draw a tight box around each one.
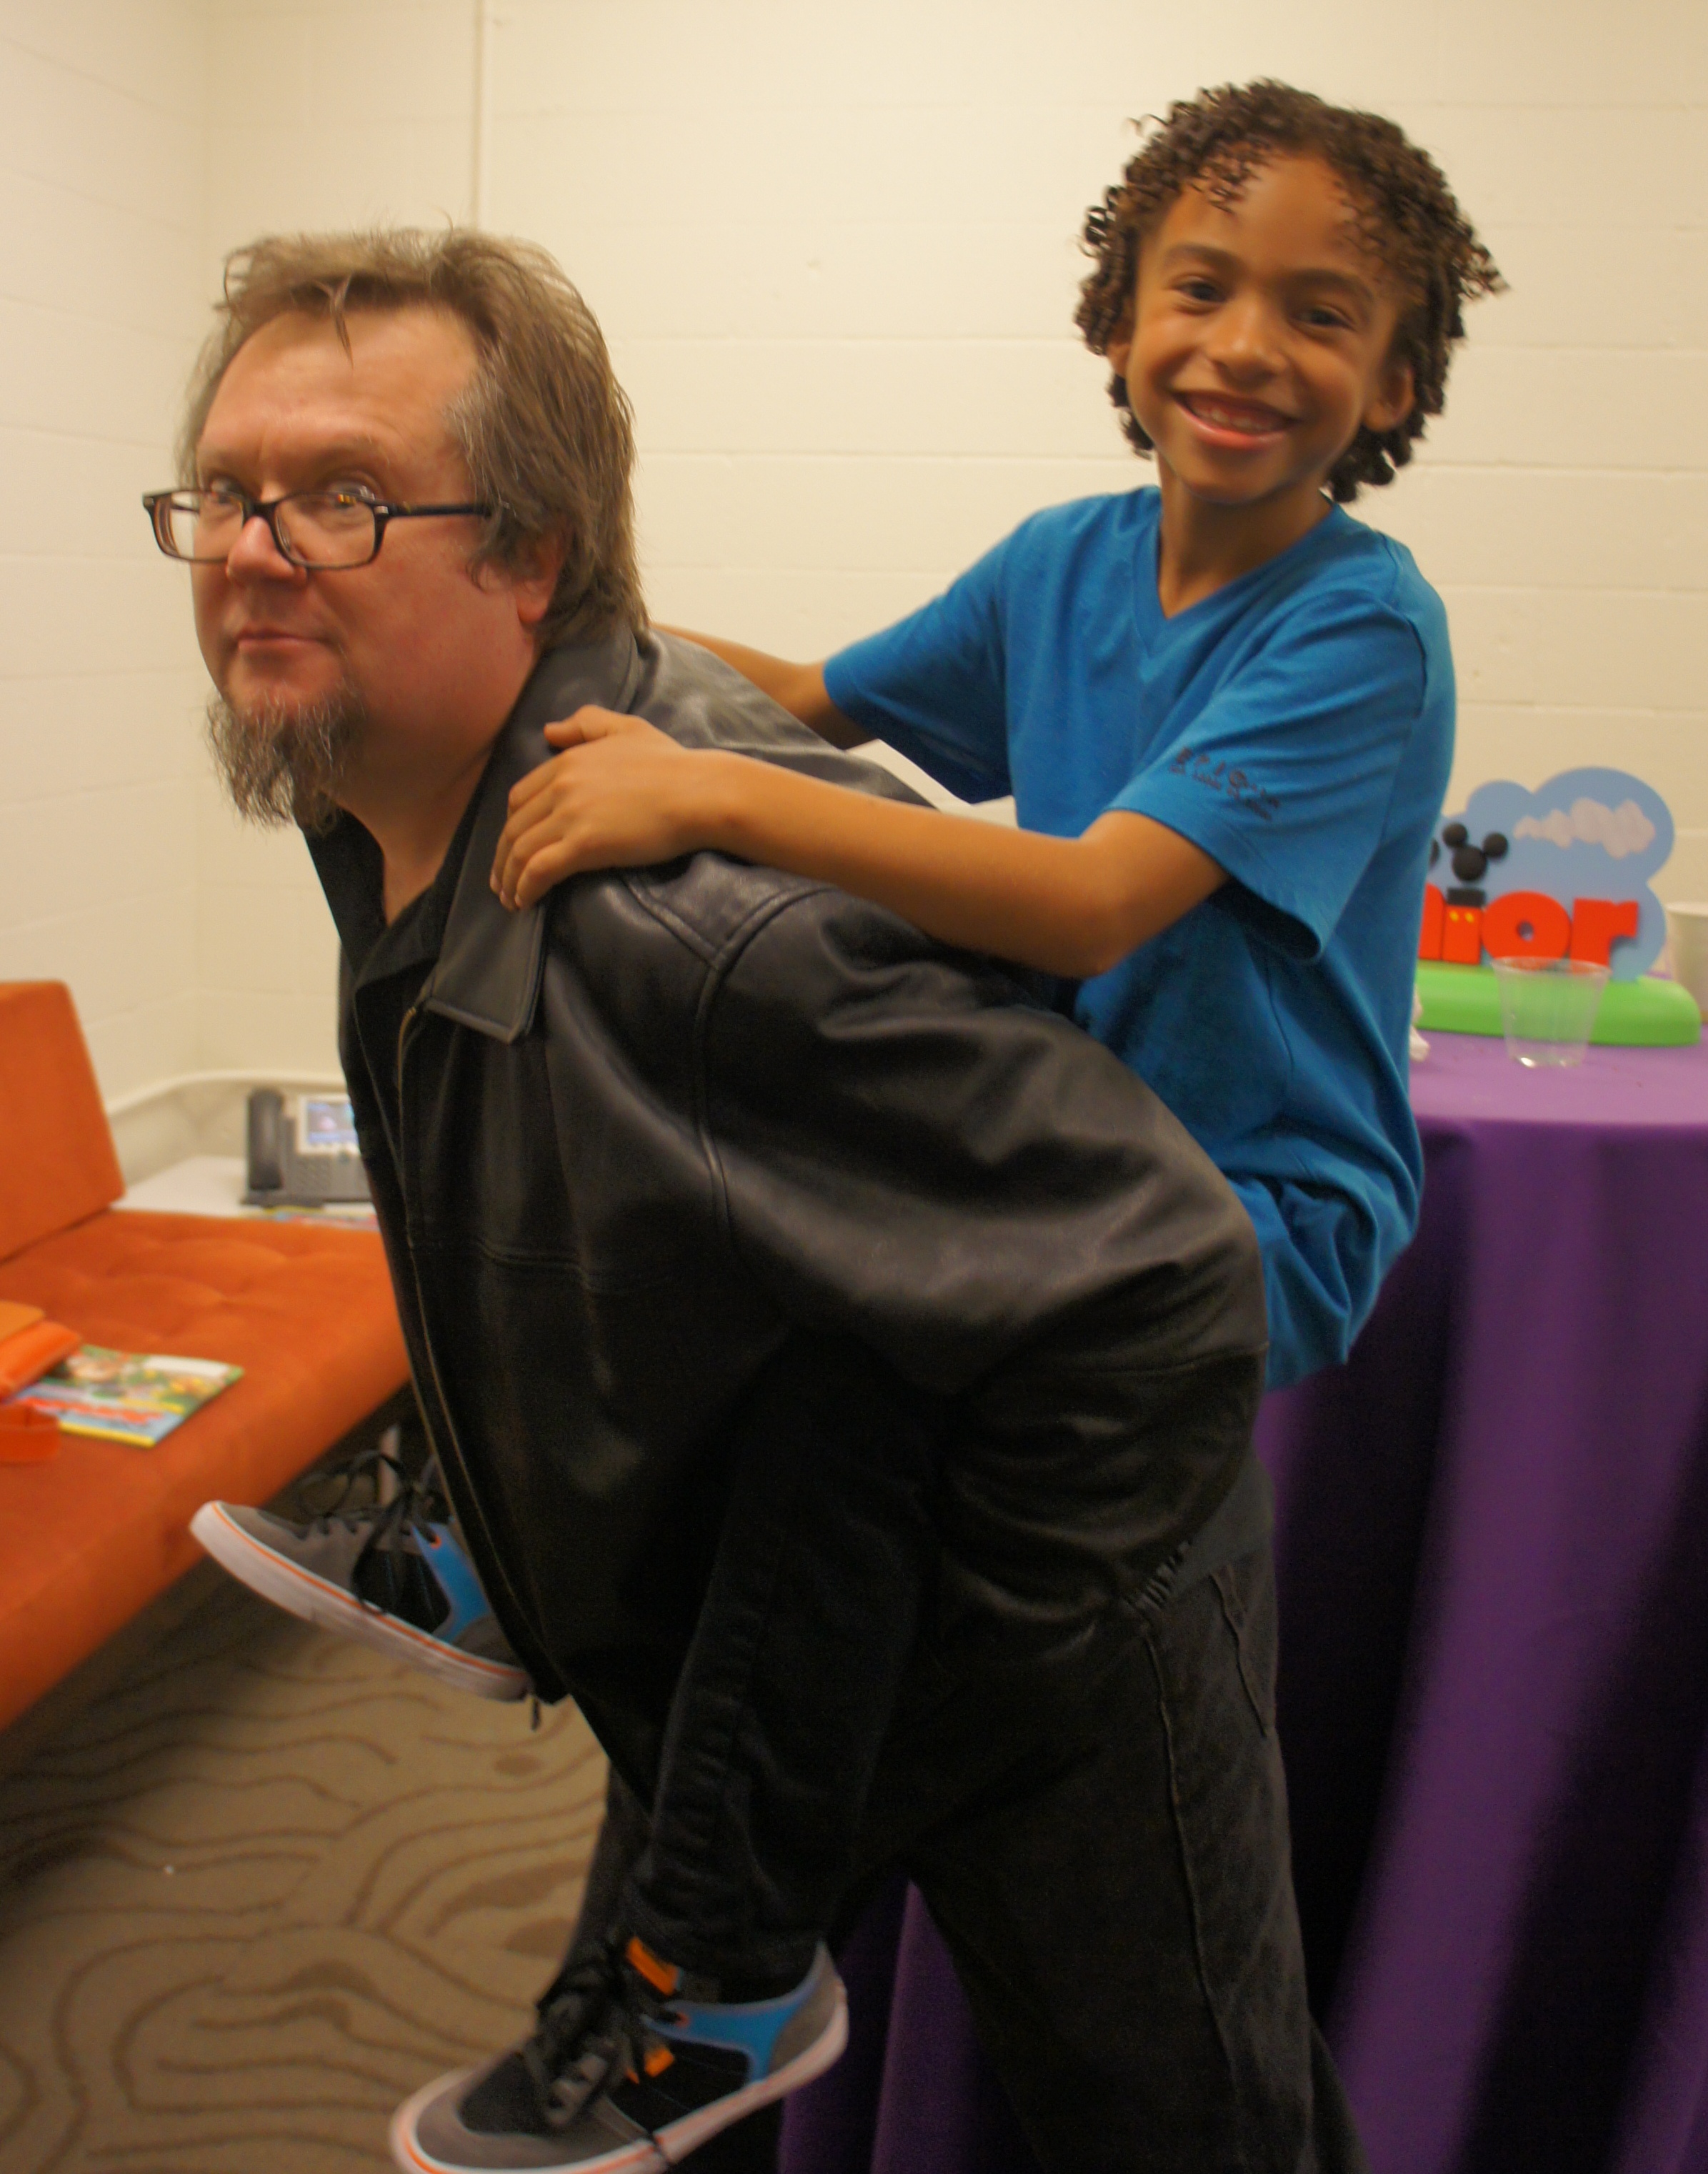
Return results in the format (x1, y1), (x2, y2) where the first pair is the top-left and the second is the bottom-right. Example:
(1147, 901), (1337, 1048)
(1134, 497), (1350, 646)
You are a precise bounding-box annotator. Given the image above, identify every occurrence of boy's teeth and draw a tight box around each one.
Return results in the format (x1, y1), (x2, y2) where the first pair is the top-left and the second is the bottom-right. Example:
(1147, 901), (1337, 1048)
(1189, 398), (1277, 432)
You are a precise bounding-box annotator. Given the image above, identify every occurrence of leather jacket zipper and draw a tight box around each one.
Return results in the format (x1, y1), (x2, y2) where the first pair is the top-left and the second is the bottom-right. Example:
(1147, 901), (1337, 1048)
(394, 1000), (548, 1684)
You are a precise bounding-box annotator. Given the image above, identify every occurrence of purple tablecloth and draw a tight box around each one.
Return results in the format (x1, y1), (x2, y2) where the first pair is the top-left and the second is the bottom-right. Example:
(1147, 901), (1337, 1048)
(782, 1030), (1708, 2174)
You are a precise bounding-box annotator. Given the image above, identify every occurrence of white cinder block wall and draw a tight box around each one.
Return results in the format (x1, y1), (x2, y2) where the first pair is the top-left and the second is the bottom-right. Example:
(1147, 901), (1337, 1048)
(1, 0), (1704, 1155)
(0, 1), (211, 1105)
(494, 0), (1707, 893)
(195, 0), (479, 1083)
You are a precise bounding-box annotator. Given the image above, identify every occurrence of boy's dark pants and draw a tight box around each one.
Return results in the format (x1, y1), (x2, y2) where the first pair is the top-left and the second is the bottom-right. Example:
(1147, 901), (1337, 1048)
(577, 1530), (1367, 2174)
(617, 1339), (947, 1990)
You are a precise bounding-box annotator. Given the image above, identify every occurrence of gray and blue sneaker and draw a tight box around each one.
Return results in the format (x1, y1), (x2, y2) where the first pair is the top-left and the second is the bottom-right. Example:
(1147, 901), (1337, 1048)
(190, 1454), (528, 1702)
(390, 1934), (846, 2173)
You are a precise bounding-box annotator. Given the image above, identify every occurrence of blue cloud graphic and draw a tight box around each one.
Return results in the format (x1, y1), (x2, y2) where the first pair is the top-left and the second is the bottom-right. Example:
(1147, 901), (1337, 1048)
(1439, 767), (1674, 979)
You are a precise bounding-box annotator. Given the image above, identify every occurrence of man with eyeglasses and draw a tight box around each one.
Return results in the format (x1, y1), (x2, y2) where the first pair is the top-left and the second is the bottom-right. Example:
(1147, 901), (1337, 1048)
(148, 230), (1338, 2174)
(146, 483), (496, 576)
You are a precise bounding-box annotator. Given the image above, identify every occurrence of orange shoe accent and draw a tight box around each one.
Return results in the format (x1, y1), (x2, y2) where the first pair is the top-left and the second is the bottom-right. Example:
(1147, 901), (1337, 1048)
(644, 2044), (676, 2077)
(626, 1936), (681, 1995)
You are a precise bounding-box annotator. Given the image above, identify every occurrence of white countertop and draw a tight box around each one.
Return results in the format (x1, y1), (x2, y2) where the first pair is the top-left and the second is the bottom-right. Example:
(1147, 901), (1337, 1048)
(116, 1156), (375, 1227)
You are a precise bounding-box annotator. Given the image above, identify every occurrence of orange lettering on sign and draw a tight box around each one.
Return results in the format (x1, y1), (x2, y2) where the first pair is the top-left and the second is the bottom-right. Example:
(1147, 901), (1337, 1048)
(1568, 897), (1640, 967)
(1417, 887), (1646, 972)
(1418, 883), (1445, 961)
(1481, 890), (1571, 962)
(1441, 904), (1483, 964)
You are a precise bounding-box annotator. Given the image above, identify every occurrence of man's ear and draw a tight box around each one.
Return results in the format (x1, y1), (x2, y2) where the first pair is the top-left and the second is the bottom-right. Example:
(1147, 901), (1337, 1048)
(1364, 356), (1416, 437)
(492, 532), (565, 632)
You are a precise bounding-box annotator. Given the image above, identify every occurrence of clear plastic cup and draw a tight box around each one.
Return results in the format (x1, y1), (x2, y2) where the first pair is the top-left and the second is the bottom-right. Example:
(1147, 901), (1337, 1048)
(1492, 957), (1610, 1067)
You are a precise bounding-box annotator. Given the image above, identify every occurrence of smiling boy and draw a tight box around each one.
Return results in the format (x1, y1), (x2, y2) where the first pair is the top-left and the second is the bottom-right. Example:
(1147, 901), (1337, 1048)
(496, 80), (1503, 1390)
(1109, 152), (1414, 608)
(466, 90), (1502, 2168)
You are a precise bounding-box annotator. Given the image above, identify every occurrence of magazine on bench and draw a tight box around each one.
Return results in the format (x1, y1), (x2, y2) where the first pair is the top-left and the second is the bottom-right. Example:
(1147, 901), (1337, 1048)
(5, 1346), (242, 1447)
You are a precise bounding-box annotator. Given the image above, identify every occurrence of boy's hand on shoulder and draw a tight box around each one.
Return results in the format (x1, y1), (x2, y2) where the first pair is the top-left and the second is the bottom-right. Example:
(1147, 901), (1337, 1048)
(492, 707), (719, 909)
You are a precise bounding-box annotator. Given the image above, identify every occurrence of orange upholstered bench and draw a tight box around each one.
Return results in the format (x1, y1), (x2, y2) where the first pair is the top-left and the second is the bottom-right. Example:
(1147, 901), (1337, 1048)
(0, 981), (408, 1733)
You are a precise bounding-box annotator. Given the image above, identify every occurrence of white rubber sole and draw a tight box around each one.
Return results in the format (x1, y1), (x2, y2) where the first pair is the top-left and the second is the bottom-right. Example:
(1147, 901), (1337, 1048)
(189, 1500), (528, 1701)
(388, 1982), (849, 2173)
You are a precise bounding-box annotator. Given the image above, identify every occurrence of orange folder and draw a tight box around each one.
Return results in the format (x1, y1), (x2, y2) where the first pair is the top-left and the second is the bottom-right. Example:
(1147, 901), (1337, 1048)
(0, 1318), (83, 1400)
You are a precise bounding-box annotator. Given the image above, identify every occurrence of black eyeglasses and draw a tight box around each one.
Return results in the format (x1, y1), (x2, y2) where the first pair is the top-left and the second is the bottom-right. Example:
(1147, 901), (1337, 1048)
(143, 487), (494, 570)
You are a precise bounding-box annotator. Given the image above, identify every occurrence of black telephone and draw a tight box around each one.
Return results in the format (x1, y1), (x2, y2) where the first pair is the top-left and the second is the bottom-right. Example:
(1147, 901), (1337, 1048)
(245, 1089), (371, 1208)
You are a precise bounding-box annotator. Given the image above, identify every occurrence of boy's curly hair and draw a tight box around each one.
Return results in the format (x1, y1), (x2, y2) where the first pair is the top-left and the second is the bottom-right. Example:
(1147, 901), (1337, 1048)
(1077, 81), (1503, 502)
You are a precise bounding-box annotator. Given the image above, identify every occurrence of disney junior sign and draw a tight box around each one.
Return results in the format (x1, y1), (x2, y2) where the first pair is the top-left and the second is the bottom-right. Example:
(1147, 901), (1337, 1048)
(1418, 767), (1672, 982)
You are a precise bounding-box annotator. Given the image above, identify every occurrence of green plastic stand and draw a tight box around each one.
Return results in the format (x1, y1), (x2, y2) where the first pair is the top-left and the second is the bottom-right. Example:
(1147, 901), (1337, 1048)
(1416, 962), (1702, 1046)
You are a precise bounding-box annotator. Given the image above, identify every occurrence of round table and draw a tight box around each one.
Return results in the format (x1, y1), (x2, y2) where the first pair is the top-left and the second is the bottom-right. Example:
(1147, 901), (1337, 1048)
(782, 1030), (1708, 2174)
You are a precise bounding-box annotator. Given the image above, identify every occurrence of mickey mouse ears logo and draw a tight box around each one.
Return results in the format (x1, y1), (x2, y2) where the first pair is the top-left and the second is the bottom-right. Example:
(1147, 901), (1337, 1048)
(1424, 768), (1674, 981)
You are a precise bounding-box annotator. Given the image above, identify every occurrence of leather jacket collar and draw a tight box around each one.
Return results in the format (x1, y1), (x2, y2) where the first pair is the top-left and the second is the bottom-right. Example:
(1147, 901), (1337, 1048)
(422, 632), (645, 1046)
(309, 631), (648, 1043)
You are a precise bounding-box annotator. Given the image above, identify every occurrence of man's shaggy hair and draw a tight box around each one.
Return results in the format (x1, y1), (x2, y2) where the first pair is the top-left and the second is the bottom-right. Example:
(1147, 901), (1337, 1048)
(180, 229), (644, 649)
(1076, 81), (1504, 502)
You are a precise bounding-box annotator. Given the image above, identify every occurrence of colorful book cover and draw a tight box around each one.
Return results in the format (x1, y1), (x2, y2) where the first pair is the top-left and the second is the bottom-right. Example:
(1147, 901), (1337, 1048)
(6, 1346), (242, 1447)
(253, 1202), (379, 1230)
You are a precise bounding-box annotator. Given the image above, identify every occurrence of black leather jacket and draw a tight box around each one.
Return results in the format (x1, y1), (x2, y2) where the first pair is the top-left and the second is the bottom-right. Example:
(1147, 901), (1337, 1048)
(311, 631), (1268, 1752)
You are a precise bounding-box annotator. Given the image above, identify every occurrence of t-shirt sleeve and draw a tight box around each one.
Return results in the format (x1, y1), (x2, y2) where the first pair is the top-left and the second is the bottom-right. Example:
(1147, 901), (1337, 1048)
(1117, 594), (1428, 959)
(822, 537), (1014, 805)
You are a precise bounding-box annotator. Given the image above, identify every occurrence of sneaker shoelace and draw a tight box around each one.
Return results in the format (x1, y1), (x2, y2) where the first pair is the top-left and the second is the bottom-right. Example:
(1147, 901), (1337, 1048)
(296, 1447), (444, 1593)
(524, 1943), (677, 2135)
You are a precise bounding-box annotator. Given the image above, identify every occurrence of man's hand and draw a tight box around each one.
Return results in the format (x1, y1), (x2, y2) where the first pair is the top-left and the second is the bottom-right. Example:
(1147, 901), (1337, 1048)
(492, 708), (721, 909)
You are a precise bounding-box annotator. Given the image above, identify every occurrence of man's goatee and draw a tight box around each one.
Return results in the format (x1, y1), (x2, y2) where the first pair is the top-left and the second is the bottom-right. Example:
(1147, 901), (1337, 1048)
(204, 689), (362, 832)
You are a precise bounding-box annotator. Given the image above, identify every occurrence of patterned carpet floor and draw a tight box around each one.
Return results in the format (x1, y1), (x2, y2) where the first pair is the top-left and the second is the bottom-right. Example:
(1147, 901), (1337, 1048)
(0, 1568), (606, 2174)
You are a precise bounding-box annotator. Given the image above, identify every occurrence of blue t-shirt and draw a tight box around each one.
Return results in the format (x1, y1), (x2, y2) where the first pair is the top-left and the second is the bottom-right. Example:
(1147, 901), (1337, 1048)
(824, 488), (1454, 1387)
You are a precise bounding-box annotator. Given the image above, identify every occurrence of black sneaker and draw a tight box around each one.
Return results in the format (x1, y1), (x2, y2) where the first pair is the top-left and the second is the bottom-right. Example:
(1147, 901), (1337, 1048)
(390, 1936), (846, 2172)
(190, 1451), (528, 1701)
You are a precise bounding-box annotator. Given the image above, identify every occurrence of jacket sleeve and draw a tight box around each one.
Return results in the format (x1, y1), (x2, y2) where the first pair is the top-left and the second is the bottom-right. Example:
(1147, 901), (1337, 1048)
(699, 884), (1269, 1618)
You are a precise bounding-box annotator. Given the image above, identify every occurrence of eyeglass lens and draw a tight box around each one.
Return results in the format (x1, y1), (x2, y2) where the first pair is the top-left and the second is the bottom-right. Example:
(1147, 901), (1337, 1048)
(163, 491), (377, 568)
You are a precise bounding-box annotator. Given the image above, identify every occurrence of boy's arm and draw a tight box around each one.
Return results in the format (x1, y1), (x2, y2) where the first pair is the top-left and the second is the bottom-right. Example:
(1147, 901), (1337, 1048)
(658, 628), (869, 749)
(494, 708), (1225, 979)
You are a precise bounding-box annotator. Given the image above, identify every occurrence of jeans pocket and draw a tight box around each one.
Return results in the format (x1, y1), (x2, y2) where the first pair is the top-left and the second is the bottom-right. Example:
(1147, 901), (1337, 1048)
(1213, 1555), (1277, 1737)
